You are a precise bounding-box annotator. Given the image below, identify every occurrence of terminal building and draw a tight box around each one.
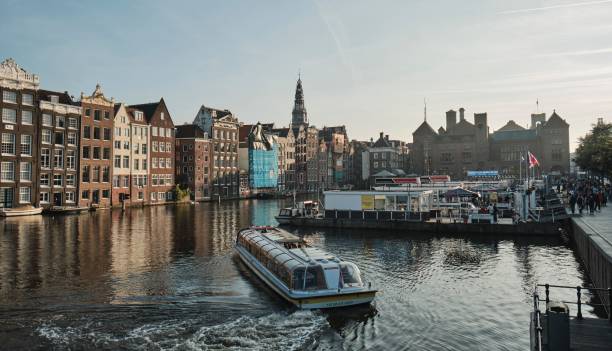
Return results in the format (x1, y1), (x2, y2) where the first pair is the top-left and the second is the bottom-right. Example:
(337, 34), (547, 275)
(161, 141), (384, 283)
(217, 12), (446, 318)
(411, 108), (570, 178)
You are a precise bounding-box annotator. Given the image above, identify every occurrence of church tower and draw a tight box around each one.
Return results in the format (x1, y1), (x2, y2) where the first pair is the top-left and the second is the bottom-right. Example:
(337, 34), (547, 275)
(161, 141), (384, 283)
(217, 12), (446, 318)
(291, 76), (308, 126)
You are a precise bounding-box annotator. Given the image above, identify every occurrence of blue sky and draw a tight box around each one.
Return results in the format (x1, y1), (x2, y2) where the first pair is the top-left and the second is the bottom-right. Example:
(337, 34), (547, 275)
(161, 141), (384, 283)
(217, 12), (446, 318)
(3, 0), (612, 149)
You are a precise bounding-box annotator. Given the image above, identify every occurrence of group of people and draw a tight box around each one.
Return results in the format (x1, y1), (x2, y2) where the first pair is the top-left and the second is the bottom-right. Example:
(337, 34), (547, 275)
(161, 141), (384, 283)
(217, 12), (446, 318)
(565, 179), (610, 215)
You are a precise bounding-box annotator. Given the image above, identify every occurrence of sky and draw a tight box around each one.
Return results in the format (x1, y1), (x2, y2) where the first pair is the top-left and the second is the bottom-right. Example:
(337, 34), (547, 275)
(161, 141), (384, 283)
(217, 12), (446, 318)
(2, 0), (612, 150)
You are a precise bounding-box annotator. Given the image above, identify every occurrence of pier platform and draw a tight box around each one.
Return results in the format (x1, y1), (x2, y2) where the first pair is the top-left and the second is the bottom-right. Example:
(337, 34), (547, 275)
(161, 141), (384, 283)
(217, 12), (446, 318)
(570, 205), (612, 310)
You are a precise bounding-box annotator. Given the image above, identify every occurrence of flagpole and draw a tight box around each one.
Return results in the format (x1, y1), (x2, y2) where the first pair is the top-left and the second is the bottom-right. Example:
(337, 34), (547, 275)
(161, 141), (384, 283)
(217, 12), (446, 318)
(519, 151), (522, 186)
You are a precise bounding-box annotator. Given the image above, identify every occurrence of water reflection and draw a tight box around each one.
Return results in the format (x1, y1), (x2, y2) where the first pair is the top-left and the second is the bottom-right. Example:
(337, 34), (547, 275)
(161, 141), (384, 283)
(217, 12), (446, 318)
(0, 199), (602, 350)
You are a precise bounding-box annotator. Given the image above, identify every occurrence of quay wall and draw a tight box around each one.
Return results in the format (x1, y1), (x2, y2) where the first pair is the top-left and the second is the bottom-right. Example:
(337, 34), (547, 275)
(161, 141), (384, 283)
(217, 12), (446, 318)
(288, 218), (564, 236)
(570, 218), (612, 310)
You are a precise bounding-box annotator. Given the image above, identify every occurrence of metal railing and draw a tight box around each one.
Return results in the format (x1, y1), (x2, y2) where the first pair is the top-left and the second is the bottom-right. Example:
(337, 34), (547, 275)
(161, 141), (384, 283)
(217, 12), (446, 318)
(532, 283), (612, 351)
(537, 284), (612, 321)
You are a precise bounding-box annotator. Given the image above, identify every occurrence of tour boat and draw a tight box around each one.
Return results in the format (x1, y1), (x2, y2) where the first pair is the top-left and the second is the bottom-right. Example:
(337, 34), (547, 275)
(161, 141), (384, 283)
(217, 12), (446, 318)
(0, 206), (43, 217)
(235, 226), (377, 309)
(275, 200), (320, 224)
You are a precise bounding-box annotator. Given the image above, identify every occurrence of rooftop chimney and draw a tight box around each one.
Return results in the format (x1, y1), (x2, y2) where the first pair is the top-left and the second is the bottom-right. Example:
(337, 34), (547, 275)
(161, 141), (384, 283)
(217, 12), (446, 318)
(385, 134), (389, 141)
(459, 107), (465, 121)
(446, 110), (457, 130)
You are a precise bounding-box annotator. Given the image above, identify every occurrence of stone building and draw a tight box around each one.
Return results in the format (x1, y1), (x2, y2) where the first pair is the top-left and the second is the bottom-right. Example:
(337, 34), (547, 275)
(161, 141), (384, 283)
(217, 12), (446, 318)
(112, 103), (150, 206)
(362, 132), (405, 182)
(79, 84), (114, 208)
(0, 58), (39, 209)
(38, 90), (81, 208)
(292, 123), (307, 191)
(193, 105), (240, 200)
(411, 107), (571, 178)
(175, 124), (211, 201)
(130, 99), (175, 203)
(318, 126), (349, 189)
(306, 125), (319, 192)
(272, 127), (295, 192)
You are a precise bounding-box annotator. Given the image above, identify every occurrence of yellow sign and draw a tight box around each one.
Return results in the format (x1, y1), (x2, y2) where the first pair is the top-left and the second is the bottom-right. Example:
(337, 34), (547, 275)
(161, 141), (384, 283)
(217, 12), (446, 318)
(490, 192), (498, 202)
(361, 195), (374, 210)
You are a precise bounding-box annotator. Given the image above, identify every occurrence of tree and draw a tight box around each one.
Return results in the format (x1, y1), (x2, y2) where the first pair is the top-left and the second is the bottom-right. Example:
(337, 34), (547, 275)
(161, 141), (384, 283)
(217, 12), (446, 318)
(575, 121), (612, 179)
(173, 184), (191, 202)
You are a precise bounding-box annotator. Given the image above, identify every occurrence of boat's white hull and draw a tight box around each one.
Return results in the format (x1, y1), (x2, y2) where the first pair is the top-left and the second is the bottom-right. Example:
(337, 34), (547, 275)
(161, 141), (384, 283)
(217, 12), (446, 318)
(237, 247), (376, 309)
(0, 207), (43, 217)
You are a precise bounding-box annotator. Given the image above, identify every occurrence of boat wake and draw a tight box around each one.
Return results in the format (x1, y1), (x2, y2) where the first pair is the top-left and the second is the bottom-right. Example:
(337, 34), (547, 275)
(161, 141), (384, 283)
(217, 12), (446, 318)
(36, 310), (327, 350)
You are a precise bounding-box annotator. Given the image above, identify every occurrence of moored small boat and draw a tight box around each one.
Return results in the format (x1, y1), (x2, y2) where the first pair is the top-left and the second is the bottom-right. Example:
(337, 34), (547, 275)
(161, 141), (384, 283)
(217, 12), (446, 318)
(275, 200), (320, 225)
(43, 206), (90, 215)
(0, 206), (43, 217)
(235, 226), (376, 309)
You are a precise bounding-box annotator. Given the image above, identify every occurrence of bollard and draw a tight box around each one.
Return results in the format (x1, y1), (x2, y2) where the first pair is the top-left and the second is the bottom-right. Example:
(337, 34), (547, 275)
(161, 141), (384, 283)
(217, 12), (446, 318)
(545, 284), (550, 304)
(577, 286), (583, 319)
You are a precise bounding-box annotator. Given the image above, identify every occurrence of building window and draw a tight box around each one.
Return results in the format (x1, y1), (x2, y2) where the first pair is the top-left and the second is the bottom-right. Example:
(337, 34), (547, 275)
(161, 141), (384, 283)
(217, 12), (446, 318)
(21, 110), (33, 124)
(53, 174), (63, 187)
(103, 128), (111, 141)
(135, 111), (143, 121)
(94, 110), (100, 121)
(41, 130), (51, 144)
(54, 132), (64, 145)
(85, 108), (91, 117)
(67, 132), (77, 146)
(102, 166), (110, 183)
(40, 192), (49, 203)
(66, 192), (75, 203)
(40, 149), (50, 168)
(134, 159), (139, 170)
(19, 187), (30, 204)
(2, 108), (16, 124)
(92, 166), (100, 182)
(143, 159), (147, 170)
(83, 126), (91, 139)
(0, 161), (14, 181)
(2, 91), (17, 104)
(160, 112), (165, 120)
(113, 175), (120, 187)
(114, 140), (121, 149)
(20, 162), (31, 181)
(103, 147), (110, 160)
(53, 149), (64, 168)
(50, 95), (59, 103)
(123, 141), (130, 150)
(552, 149), (562, 161)
(122, 176), (129, 187)
(102, 189), (110, 198)
(81, 190), (89, 200)
(151, 192), (157, 200)
(82, 165), (90, 182)
(1, 133), (15, 155)
(82, 146), (90, 159)
(152, 141), (158, 152)
(68, 118), (78, 129)
(67, 150), (76, 170)
(42, 113), (52, 126)
(93, 147), (100, 160)
(104, 111), (110, 120)
(114, 155), (121, 168)
(40, 174), (50, 187)
(142, 144), (147, 154)
(123, 156), (129, 168)
(152, 157), (158, 168)
(21, 94), (33, 105)
(441, 152), (453, 162)
(66, 174), (76, 187)
(56, 116), (65, 128)
(93, 127), (100, 140)
(152, 127), (157, 137)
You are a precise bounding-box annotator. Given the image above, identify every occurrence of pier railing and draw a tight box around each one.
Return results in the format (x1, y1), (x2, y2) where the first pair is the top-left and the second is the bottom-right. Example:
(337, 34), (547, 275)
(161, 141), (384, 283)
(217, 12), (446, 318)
(532, 284), (612, 351)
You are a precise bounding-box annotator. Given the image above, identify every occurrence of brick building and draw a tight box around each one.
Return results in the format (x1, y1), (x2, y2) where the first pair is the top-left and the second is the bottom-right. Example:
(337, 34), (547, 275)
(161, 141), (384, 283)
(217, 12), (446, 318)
(0, 58), (39, 209)
(130, 99), (175, 203)
(175, 124), (211, 201)
(79, 84), (114, 208)
(193, 105), (240, 200)
(38, 90), (81, 208)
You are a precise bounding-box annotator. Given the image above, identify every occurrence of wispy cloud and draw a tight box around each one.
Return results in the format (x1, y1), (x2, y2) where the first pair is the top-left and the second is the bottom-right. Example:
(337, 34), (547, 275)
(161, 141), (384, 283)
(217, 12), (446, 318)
(535, 47), (612, 58)
(313, 0), (362, 83)
(498, 0), (612, 15)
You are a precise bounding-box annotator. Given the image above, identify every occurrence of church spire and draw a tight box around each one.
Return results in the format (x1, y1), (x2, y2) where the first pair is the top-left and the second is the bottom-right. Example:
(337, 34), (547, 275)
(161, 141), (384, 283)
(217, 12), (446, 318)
(291, 75), (308, 125)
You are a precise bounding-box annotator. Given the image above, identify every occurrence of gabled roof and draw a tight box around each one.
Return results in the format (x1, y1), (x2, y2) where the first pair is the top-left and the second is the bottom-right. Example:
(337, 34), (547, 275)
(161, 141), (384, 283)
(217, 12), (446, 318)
(543, 110), (569, 128)
(413, 121), (437, 136)
(372, 133), (391, 148)
(239, 124), (254, 142)
(176, 124), (207, 139)
(496, 120), (525, 132)
(272, 128), (292, 138)
(129, 100), (162, 123)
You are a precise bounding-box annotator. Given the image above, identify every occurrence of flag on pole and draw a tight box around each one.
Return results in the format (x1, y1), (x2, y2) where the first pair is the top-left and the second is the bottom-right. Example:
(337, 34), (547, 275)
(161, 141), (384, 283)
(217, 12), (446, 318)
(521, 154), (525, 162)
(528, 151), (539, 168)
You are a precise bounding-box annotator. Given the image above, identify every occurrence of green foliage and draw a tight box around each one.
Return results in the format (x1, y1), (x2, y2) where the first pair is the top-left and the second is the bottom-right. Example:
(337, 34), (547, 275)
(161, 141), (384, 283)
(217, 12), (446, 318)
(575, 121), (612, 178)
(174, 184), (191, 201)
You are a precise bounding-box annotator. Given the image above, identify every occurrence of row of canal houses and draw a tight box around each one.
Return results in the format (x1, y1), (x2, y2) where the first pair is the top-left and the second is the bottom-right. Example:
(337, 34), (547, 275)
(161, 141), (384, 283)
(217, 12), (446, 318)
(0, 58), (176, 210)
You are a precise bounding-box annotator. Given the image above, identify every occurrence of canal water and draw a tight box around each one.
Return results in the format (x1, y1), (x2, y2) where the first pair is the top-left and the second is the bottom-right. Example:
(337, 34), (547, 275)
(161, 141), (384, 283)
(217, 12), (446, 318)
(0, 198), (599, 350)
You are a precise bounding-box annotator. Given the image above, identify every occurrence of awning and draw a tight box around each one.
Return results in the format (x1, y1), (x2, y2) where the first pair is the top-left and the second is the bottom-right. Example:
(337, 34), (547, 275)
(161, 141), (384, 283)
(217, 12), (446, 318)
(444, 187), (480, 198)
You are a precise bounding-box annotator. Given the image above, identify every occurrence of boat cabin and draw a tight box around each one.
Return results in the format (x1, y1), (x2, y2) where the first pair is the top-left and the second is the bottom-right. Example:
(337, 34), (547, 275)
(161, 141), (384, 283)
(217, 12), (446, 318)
(236, 227), (363, 291)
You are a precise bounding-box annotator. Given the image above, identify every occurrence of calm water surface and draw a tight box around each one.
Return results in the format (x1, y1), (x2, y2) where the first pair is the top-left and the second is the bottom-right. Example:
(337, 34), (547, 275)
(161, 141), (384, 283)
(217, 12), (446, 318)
(0, 198), (598, 350)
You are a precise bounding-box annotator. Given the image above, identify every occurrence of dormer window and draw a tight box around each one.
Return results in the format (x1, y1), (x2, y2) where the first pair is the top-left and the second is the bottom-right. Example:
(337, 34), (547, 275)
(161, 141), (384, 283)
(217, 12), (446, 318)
(160, 112), (165, 120)
(135, 111), (143, 121)
(50, 95), (59, 103)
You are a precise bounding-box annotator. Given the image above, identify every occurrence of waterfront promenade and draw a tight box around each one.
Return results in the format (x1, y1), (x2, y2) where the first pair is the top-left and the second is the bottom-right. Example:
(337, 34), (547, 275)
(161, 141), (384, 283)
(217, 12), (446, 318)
(570, 204), (612, 316)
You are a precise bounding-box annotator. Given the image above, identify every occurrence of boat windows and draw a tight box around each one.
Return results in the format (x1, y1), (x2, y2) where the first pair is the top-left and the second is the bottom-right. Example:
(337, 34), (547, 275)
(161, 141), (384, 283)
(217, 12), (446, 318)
(340, 263), (363, 288)
(279, 209), (292, 216)
(291, 265), (326, 290)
